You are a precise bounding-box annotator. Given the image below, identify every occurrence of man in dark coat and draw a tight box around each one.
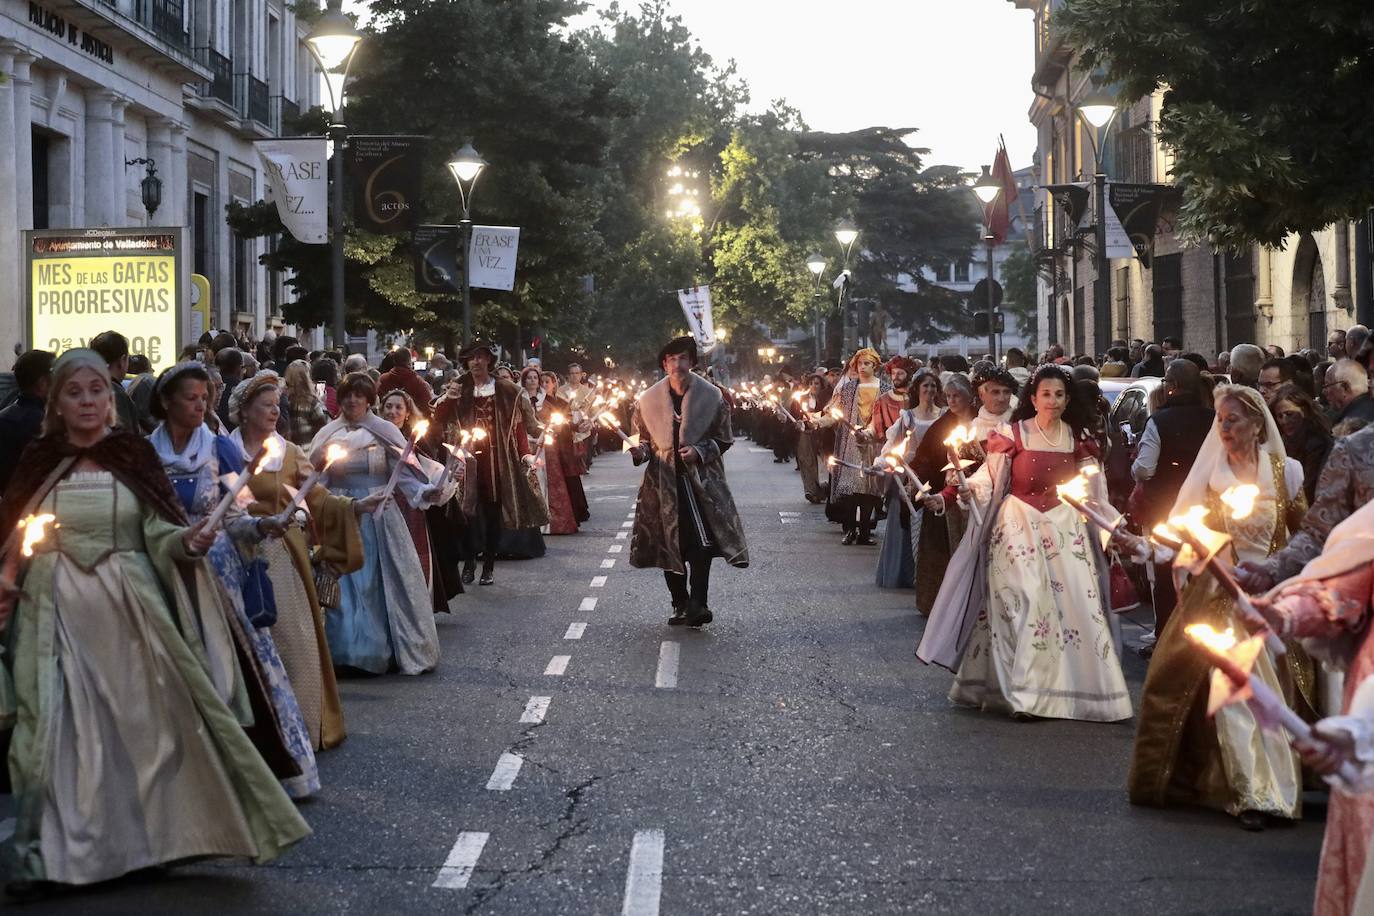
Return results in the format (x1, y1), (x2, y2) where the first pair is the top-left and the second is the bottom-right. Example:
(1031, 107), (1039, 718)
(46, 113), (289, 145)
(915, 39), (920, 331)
(629, 337), (749, 627)
(432, 340), (546, 585)
(1130, 358), (1214, 636)
(0, 349), (54, 494)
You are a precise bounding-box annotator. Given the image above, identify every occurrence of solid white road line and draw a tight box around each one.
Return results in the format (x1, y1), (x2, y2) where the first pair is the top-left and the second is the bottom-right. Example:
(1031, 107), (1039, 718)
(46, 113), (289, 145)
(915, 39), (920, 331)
(655, 642), (680, 689)
(616, 531), (629, 540)
(580, 597), (599, 612)
(486, 752), (524, 791)
(520, 696), (552, 724)
(591, 575), (608, 588)
(565, 622), (587, 639)
(545, 655), (571, 676)
(608, 543), (623, 553)
(433, 831), (491, 889)
(601, 558), (616, 569)
(621, 829), (666, 916)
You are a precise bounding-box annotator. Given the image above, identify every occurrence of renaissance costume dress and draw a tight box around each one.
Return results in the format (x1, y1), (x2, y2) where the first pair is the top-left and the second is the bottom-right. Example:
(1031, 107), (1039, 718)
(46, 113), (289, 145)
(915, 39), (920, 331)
(152, 421), (319, 797)
(911, 410), (977, 615)
(791, 388), (831, 503)
(823, 373), (891, 540)
(0, 429), (309, 885)
(1129, 393), (1308, 820)
(309, 414), (448, 675)
(534, 392), (581, 535)
(923, 422), (1132, 722)
(232, 429), (362, 749)
(875, 406), (943, 589)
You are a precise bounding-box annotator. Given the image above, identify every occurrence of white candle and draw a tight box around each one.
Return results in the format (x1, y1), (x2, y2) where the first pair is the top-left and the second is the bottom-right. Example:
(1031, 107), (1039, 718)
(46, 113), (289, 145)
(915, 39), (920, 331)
(374, 419), (430, 517)
(205, 438), (281, 531)
(287, 442), (348, 513)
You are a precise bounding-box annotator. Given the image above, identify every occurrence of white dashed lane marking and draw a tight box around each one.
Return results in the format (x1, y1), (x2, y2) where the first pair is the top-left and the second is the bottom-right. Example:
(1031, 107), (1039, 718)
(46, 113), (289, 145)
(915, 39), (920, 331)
(580, 597), (598, 612)
(520, 696), (551, 724)
(655, 642), (680, 689)
(485, 753), (524, 791)
(621, 520), (634, 528)
(544, 655), (571, 676)
(601, 559), (616, 569)
(608, 544), (623, 553)
(616, 531), (629, 540)
(565, 623), (587, 639)
(433, 831), (490, 889)
(591, 576), (608, 588)
(621, 829), (666, 915)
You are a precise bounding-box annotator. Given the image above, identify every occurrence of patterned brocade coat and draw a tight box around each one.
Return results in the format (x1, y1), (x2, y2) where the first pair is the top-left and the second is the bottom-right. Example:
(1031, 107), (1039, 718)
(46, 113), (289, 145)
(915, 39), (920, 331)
(629, 374), (749, 574)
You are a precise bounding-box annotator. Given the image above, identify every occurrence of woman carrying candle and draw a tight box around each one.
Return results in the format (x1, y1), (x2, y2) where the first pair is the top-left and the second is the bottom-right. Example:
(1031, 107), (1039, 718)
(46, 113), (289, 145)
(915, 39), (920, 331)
(875, 367), (944, 589)
(149, 362), (319, 798)
(309, 372), (448, 674)
(231, 371), (370, 751)
(0, 350), (308, 893)
(381, 388), (440, 595)
(791, 373), (833, 504)
(918, 365), (1132, 725)
(1129, 384), (1308, 830)
(910, 375), (978, 615)
(819, 348), (890, 546)
(536, 371), (587, 534)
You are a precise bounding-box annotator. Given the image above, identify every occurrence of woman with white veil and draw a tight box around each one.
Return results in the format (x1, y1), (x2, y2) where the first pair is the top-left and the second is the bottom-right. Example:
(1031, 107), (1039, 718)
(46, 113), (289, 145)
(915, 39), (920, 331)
(1128, 384), (1310, 830)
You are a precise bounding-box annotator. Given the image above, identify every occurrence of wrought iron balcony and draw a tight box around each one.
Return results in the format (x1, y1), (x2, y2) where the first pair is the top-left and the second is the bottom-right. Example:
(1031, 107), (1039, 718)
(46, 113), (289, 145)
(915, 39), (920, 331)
(240, 74), (270, 126)
(194, 48), (235, 108)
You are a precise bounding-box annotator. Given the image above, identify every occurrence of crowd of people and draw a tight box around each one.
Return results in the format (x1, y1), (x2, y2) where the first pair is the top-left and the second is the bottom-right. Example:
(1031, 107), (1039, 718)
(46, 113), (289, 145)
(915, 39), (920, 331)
(0, 329), (643, 897)
(732, 327), (1374, 916)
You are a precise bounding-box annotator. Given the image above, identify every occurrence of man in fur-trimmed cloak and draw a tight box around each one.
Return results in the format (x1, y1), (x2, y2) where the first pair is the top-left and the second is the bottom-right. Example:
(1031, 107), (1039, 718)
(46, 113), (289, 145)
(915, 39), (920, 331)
(629, 337), (748, 627)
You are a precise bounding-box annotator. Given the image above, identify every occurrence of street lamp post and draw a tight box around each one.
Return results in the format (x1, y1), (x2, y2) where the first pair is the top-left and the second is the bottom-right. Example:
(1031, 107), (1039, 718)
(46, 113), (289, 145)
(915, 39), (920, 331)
(1076, 86), (1120, 357)
(806, 251), (826, 365)
(446, 141), (488, 346)
(972, 164), (1002, 360)
(305, 0), (362, 355)
(834, 218), (859, 354)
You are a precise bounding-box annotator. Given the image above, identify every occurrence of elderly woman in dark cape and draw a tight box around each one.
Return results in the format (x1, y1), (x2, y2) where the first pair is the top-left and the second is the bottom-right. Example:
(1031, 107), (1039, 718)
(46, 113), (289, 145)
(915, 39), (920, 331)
(0, 349), (308, 892)
(629, 337), (748, 628)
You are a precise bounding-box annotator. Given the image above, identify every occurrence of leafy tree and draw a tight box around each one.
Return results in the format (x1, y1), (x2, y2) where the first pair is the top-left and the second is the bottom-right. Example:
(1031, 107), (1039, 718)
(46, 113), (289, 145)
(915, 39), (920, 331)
(1059, 0), (1374, 248)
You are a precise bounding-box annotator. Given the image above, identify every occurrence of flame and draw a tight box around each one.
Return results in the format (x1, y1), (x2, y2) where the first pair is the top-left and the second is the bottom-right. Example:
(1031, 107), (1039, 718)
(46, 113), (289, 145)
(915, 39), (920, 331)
(1220, 484), (1259, 520)
(1151, 522), (1182, 544)
(412, 419), (430, 441)
(1184, 623), (1237, 654)
(1056, 473), (1090, 504)
(551, 412), (566, 427)
(255, 435), (283, 473)
(599, 412), (620, 427)
(324, 443), (348, 467)
(884, 455), (901, 469)
(829, 407), (845, 422)
(888, 435), (912, 458)
(792, 391), (804, 402)
(1167, 505), (1212, 538)
(544, 434), (554, 446)
(826, 456), (838, 467)
(471, 427), (488, 441)
(943, 425), (973, 448)
(18, 513), (57, 558)
(1081, 464), (1101, 478)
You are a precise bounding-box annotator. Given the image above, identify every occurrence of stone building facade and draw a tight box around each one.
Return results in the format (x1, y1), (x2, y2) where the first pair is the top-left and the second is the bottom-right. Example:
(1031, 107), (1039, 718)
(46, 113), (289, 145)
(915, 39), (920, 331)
(0, 0), (321, 357)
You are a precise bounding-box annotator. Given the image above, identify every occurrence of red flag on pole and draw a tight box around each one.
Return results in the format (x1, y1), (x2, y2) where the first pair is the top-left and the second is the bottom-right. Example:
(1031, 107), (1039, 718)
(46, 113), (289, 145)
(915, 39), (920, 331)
(984, 140), (1020, 244)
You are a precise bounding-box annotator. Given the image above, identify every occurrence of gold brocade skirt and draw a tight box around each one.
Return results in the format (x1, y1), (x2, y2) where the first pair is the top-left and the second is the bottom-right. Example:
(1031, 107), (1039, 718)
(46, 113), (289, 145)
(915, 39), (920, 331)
(1127, 576), (1306, 819)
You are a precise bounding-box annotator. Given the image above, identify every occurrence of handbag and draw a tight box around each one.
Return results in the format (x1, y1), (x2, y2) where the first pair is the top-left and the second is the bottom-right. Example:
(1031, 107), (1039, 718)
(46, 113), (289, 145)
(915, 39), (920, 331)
(1109, 551), (1141, 614)
(314, 560), (342, 609)
(241, 555), (278, 628)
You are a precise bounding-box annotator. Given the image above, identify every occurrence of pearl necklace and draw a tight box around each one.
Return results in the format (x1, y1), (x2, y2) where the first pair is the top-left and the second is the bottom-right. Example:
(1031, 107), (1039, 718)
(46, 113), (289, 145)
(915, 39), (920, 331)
(1033, 417), (1065, 449)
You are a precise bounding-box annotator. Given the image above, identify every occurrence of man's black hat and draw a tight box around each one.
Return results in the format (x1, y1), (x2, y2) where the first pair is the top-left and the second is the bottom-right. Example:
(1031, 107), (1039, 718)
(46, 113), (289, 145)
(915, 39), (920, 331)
(976, 367), (1020, 392)
(658, 336), (698, 367)
(459, 339), (498, 362)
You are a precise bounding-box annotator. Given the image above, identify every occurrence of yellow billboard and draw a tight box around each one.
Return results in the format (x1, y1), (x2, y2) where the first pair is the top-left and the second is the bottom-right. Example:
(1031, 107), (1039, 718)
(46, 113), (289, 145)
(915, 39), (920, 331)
(25, 228), (183, 374)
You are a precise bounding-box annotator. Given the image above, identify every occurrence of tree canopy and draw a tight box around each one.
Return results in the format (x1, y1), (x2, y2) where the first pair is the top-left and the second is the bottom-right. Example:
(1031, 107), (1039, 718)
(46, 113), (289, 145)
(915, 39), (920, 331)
(1059, 0), (1374, 249)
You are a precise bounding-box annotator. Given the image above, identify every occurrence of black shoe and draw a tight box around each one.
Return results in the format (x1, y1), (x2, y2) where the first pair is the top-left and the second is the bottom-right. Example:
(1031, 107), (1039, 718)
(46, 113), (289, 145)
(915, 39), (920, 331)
(462, 563), (476, 585)
(1238, 810), (1267, 832)
(668, 603), (689, 626)
(841, 529), (858, 546)
(479, 565), (495, 586)
(685, 600), (713, 627)
(855, 534), (876, 546)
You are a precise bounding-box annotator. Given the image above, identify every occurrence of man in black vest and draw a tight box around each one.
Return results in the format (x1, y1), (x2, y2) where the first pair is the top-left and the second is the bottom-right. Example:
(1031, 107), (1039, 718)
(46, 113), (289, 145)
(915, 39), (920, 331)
(1130, 359), (1214, 638)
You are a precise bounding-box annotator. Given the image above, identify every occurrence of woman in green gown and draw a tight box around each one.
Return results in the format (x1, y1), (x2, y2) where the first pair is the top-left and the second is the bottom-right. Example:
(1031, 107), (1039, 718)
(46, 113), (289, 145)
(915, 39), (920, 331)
(0, 349), (309, 892)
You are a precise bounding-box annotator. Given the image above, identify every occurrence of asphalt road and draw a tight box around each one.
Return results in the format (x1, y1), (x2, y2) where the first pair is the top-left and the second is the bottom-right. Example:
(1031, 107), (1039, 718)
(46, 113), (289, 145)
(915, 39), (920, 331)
(2, 441), (1324, 914)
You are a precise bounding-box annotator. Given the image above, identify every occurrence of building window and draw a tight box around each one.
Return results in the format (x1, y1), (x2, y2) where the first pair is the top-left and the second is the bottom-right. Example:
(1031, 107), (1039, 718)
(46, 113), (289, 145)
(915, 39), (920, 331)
(32, 129), (50, 231)
(930, 260), (950, 282)
(1152, 253), (1184, 345)
(233, 232), (251, 315)
(1224, 251), (1256, 348)
(954, 260), (970, 283)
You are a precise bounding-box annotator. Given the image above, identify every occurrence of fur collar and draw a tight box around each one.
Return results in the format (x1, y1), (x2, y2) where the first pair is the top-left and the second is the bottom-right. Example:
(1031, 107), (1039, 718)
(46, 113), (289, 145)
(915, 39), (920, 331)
(637, 373), (721, 449)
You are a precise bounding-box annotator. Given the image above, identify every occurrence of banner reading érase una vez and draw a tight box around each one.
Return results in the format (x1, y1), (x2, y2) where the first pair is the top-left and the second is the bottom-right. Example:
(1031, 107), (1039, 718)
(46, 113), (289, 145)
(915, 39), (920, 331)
(31, 252), (178, 372)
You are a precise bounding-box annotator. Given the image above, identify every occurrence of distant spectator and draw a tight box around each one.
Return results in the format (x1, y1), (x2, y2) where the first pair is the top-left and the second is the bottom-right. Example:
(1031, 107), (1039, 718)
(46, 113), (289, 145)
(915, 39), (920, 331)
(1325, 359), (1374, 426)
(0, 349), (55, 493)
(311, 357), (340, 417)
(1315, 360), (1335, 408)
(1162, 336), (1182, 358)
(283, 360), (331, 447)
(1128, 339), (1146, 369)
(125, 354), (158, 434)
(1329, 328), (1348, 359)
(1228, 343), (1265, 388)
(1347, 324), (1371, 360)
(1178, 352), (1210, 374)
(1004, 347), (1030, 386)
(1132, 344), (1166, 378)
(1264, 344), (1286, 359)
(1215, 351), (1231, 375)
(1044, 343), (1066, 365)
(210, 331), (238, 355)
(89, 330), (139, 432)
(215, 346), (245, 430)
(1258, 358), (1294, 405)
(1282, 353), (1316, 397)
(1101, 346), (1129, 378)
(377, 347), (435, 415)
(1072, 363), (1100, 383)
(1271, 383), (1332, 505)
(343, 353), (369, 374)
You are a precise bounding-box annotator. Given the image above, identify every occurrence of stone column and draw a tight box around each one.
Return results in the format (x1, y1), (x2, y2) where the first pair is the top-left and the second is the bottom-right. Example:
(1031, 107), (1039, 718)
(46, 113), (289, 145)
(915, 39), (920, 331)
(12, 51), (36, 231)
(169, 122), (188, 228)
(0, 44), (22, 353)
(110, 97), (128, 224)
(146, 117), (173, 226)
(1256, 245), (1274, 323)
(84, 90), (116, 226)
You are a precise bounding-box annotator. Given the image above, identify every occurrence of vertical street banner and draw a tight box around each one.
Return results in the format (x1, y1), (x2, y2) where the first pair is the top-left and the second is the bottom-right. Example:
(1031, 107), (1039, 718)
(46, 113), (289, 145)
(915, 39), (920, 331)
(25, 228), (183, 374)
(1107, 183), (1181, 268)
(256, 138), (328, 244)
(468, 226), (521, 291)
(349, 135), (427, 233)
(413, 224), (461, 294)
(677, 286), (715, 350)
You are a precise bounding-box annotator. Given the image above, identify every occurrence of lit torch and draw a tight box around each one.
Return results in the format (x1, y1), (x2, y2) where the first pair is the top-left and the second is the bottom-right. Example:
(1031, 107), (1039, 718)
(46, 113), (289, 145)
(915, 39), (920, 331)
(1184, 623), (1359, 786)
(373, 419), (430, 517)
(285, 442), (349, 514)
(942, 425), (982, 526)
(598, 411), (632, 444)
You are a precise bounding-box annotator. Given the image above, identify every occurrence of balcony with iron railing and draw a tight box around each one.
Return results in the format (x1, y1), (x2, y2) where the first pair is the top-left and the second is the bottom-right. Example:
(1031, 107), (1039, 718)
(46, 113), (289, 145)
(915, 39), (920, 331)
(134, 0), (189, 49)
(271, 96), (300, 134)
(238, 74), (270, 126)
(193, 47), (235, 109)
